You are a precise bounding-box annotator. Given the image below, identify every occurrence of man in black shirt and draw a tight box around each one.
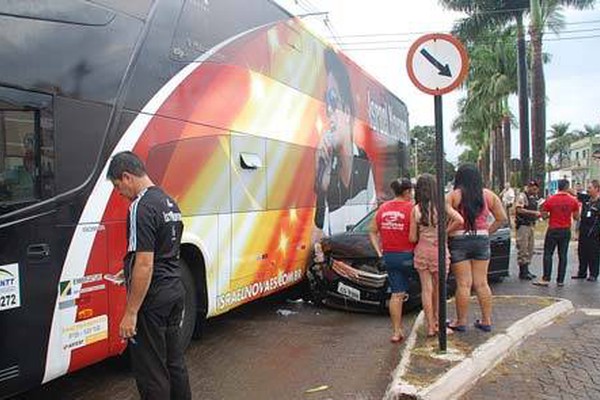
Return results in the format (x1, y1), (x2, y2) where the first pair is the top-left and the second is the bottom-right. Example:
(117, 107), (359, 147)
(573, 180), (600, 281)
(107, 151), (191, 400)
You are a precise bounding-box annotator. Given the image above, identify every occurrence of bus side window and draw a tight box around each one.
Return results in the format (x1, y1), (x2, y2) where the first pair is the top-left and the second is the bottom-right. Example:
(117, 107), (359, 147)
(0, 87), (54, 214)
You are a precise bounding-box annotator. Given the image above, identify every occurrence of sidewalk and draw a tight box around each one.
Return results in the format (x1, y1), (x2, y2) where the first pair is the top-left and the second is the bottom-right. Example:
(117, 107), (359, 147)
(464, 309), (600, 400)
(384, 296), (574, 400)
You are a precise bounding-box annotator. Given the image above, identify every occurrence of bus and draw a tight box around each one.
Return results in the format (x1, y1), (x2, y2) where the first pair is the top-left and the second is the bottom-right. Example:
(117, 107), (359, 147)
(0, 0), (409, 397)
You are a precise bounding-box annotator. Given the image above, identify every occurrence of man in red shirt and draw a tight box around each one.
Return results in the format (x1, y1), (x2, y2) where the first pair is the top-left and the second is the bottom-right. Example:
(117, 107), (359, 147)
(533, 179), (580, 287)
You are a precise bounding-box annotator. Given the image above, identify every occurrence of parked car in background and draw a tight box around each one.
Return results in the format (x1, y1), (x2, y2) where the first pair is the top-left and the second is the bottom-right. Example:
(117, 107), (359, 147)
(307, 209), (510, 312)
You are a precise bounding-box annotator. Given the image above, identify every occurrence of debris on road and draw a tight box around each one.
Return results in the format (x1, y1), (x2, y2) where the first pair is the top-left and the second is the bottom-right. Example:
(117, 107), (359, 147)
(305, 385), (329, 393)
(276, 309), (298, 316)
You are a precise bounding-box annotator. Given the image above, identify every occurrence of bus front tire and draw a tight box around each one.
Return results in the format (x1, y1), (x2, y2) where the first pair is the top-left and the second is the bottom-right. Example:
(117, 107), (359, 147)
(179, 258), (197, 350)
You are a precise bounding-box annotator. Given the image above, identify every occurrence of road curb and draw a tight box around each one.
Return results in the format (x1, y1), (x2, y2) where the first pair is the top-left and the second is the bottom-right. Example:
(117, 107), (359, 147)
(383, 310), (424, 399)
(384, 296), (574, 400)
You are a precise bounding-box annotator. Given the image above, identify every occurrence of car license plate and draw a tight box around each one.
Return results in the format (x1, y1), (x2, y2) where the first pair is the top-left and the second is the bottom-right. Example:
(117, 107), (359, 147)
(337, 282), (361, 301)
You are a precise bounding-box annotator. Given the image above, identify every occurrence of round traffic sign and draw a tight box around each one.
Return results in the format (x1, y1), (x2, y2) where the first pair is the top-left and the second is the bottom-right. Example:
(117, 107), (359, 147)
(406, 33), (469, 96)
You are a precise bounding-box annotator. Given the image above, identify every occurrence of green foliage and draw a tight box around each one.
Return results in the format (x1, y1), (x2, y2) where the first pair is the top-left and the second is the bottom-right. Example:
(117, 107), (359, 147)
(458, 148), (479, 164)
(409, 125), (456, 183)
(449, 25), (518, 179)
(576, 124), (600, 138)
(440, 0), (595, 190)
(546, 122), (576, 170)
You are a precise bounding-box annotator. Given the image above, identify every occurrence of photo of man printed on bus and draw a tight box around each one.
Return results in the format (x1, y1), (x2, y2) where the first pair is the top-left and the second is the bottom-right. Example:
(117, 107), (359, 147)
(314, 48), (373, 238)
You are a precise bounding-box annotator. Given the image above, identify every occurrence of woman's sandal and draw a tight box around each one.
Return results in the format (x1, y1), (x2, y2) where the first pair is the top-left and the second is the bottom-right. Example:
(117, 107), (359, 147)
(390, 332), (405, 343)
(446, 321), (467, 332)
(473, 319), (493, 332)
(427, 327), (455, 338)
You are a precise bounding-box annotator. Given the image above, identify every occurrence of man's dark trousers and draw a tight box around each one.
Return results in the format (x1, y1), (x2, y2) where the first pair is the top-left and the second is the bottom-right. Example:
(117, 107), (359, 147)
(129, 290), (191, 400)
(543, 228), (571, 283)
(577, 235), (600, 278)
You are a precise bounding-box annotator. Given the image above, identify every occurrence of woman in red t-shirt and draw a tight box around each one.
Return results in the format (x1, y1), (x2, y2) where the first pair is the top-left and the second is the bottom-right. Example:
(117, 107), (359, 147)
(370, 178), (414, 343)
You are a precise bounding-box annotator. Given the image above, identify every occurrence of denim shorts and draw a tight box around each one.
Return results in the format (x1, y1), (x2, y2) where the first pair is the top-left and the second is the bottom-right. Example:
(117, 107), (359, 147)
(383, 252), (413, 294)
(448, 235), (491, 264)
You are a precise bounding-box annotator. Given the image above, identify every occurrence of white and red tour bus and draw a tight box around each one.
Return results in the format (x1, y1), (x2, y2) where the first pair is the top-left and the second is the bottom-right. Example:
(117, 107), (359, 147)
(0, 0), (409, 397)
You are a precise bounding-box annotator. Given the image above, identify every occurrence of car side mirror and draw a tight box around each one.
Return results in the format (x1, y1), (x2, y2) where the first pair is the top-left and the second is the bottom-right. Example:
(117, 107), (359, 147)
(345, 224), (354, 232)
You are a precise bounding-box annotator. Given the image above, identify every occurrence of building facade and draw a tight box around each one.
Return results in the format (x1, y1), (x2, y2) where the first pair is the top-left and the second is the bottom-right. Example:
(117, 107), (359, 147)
(569, 136), (600, 188)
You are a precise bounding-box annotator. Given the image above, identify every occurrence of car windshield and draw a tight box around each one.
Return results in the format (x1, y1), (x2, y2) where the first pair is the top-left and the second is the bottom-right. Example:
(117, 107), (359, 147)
(351, 209), (377, 233)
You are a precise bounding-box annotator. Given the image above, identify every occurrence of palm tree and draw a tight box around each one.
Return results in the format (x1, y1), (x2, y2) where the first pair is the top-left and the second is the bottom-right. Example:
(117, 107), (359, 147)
(546, 122), (575, 170)
(451, 26), (517, 190)
(528, 0), (584, 190)
(576, 124), (600, 138)
(440, 0), (595, 191)
(439, 0), (531, 185)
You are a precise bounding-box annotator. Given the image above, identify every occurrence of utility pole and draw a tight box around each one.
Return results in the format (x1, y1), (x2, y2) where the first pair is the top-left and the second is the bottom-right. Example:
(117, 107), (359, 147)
(412, 137), (420, 176)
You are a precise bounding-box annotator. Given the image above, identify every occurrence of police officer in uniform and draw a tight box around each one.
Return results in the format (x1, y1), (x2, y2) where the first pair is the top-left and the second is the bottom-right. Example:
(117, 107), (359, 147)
(107, 151), (191, 400)
(573, 180), (600, 281)
(515, 181), (541, 280)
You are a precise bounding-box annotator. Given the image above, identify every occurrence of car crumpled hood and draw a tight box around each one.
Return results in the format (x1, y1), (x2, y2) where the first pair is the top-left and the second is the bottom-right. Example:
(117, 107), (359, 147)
(321, 232), (383, 273)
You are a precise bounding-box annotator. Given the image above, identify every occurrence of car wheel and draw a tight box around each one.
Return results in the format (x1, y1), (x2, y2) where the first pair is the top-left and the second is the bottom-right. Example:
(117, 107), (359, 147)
(179, 258), (197, 349)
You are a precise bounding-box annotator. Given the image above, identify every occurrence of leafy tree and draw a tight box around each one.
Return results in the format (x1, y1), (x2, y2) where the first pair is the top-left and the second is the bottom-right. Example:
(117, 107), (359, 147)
(409, 125), (456, 183)
(546, 122), (575, 170)
(439, 0), (532, 185)
(450, 26), (518, 190)
(440, 0), (595, 192)
(576, 124), (600, 138)
(458, 147), (480, 164)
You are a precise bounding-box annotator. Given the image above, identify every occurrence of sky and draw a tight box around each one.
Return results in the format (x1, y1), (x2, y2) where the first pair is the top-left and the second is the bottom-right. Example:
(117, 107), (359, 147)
(274, 0), (600, 163)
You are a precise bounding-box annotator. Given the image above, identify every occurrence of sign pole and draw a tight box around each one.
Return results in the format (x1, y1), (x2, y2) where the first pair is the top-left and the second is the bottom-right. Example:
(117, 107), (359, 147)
(406, 32), (468, 352)
(434, 95), (447, 352)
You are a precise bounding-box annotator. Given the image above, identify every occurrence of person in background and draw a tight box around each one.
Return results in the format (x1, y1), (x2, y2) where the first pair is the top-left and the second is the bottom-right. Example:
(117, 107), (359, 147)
(370, 178), (414, 343)
(514, 181), (541, 280)
(500, 182), (516, 228)
(446, 164), (507, 333)
(533, 179), (580, 287)
(571, 182), (588, 240)
(572, 180), (600, 281)
(107, 151), (191, 400)
(409, 174), (463, 337)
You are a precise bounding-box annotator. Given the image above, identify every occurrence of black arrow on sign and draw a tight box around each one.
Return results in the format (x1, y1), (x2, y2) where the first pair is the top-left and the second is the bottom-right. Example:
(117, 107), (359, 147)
(420, 48), (452, 77)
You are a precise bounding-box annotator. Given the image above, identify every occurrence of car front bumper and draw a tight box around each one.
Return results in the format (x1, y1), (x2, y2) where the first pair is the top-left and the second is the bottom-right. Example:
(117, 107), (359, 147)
(309, 258), (390, 308)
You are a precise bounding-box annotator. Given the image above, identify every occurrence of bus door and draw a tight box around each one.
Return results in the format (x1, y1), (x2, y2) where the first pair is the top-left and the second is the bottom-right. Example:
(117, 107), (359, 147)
(265, 140), (315, 277)
(0, 87), (60, 394)
(230, 135), (270, 297)
(144, 132), (232, 319)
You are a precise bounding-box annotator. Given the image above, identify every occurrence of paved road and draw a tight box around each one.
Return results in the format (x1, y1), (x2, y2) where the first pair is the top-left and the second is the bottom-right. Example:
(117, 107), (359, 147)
(491, 239), (600, 307)
(464, 239), (600, 400)
(16, 293), (415, 400)
(16, 238), (597, 400)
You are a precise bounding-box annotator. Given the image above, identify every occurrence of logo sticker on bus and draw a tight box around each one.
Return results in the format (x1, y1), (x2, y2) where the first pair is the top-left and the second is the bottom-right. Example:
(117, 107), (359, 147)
(0, 263), (21, 312)
(61, 315), (108, 351)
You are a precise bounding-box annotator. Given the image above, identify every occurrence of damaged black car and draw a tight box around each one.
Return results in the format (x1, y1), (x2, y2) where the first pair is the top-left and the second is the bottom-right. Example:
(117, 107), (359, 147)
(306, 209), (510, 311)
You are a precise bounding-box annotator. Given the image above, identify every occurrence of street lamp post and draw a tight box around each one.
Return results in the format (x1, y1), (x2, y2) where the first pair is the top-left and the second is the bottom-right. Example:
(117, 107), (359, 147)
(412, 137), (421, 176)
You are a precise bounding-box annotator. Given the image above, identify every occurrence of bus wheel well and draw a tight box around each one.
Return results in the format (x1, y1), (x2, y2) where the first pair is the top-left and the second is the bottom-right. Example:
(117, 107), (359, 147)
(180, 244), (208, 339)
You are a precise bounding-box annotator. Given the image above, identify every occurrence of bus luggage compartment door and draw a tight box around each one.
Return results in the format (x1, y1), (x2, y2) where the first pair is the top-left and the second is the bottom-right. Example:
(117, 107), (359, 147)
(0, 212), (57, 396)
